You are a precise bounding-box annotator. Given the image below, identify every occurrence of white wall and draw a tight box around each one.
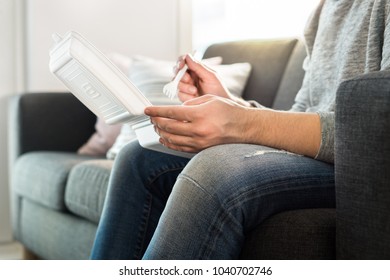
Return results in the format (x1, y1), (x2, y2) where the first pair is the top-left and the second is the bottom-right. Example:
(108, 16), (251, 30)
(0, 0), (22, 243)
(25, 0), (192, 92)
(192, 0), (319, 50)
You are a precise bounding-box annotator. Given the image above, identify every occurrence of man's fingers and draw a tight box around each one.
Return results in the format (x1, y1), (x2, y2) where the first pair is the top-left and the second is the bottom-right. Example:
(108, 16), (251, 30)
(152, 117), (193, 137)
(145, 105), (194, 122)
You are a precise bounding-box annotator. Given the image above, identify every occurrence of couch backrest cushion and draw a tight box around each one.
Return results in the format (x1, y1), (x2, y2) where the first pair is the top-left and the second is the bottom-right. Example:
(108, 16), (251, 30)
(9, 92), (96, 162)
(203, 38), (306, 109)
(272, 40), (306, 110)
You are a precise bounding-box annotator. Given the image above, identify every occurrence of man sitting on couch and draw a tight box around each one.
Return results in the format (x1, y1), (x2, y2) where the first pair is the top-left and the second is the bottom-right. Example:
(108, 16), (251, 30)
(90, 0), (390, 259)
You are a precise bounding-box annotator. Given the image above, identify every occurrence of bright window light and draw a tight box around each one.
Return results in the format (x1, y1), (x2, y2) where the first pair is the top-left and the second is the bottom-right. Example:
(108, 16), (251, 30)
(192, 0), (320, 50)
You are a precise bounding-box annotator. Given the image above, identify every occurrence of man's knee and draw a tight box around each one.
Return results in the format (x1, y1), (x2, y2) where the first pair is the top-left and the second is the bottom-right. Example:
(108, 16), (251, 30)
(179, 145), (242, 199)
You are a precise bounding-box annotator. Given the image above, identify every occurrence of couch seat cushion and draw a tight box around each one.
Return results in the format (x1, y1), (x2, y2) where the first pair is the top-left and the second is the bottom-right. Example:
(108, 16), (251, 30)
(65, 160), (113, 223)
(13, 151), (99, 210)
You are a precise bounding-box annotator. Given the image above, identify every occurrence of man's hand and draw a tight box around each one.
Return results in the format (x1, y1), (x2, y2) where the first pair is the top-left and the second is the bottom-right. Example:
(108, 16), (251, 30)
(145, 95), (253, 153)
(176, 54), (252, 107)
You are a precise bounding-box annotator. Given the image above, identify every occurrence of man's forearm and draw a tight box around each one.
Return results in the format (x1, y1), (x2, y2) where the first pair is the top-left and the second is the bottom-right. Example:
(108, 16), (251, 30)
(244, 109), (321, 158)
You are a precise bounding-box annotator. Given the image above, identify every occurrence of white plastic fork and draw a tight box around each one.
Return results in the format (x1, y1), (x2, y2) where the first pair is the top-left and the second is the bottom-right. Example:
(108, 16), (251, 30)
(163, 63), (189, 100)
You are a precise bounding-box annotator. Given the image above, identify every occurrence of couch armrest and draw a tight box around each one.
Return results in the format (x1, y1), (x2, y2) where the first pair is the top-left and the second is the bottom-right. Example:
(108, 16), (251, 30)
(335, 71), (390, 259)
(8, 92), (96, 163)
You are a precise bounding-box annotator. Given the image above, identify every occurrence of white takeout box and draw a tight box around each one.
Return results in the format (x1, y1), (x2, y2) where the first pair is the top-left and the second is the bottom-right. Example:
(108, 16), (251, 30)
(49, 31), (194, 158)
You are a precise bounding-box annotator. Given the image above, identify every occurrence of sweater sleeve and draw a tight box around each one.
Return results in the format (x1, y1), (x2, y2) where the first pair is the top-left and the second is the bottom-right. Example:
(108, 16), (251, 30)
(315, 111), (335, 163)
(381, 5), (390, 70)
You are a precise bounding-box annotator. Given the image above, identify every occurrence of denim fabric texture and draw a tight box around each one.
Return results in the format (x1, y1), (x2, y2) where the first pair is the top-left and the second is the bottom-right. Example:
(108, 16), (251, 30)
(91, 141), (190, 259)
(91, 142), (335, 259)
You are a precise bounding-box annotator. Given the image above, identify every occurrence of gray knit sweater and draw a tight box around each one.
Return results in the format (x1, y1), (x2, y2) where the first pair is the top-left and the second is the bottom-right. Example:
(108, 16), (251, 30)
(290, 0), (390, 163)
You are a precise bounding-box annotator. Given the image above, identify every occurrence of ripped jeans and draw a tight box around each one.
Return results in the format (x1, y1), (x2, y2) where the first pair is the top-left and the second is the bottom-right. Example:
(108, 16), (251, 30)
(90, 141), (335, 260)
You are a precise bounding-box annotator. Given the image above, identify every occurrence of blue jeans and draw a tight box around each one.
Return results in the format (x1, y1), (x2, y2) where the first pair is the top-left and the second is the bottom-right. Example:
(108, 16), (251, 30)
(90, 141), (335, 259)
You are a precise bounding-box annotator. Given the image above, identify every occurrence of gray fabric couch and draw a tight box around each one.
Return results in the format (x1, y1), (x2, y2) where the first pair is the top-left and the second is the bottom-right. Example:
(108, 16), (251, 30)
(8, 38), (390, 259)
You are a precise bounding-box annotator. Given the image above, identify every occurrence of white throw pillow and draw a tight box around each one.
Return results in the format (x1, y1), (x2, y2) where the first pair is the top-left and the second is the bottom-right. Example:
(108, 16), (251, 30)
(106, 56), (252, 159)
(211, 63), (252, 97)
